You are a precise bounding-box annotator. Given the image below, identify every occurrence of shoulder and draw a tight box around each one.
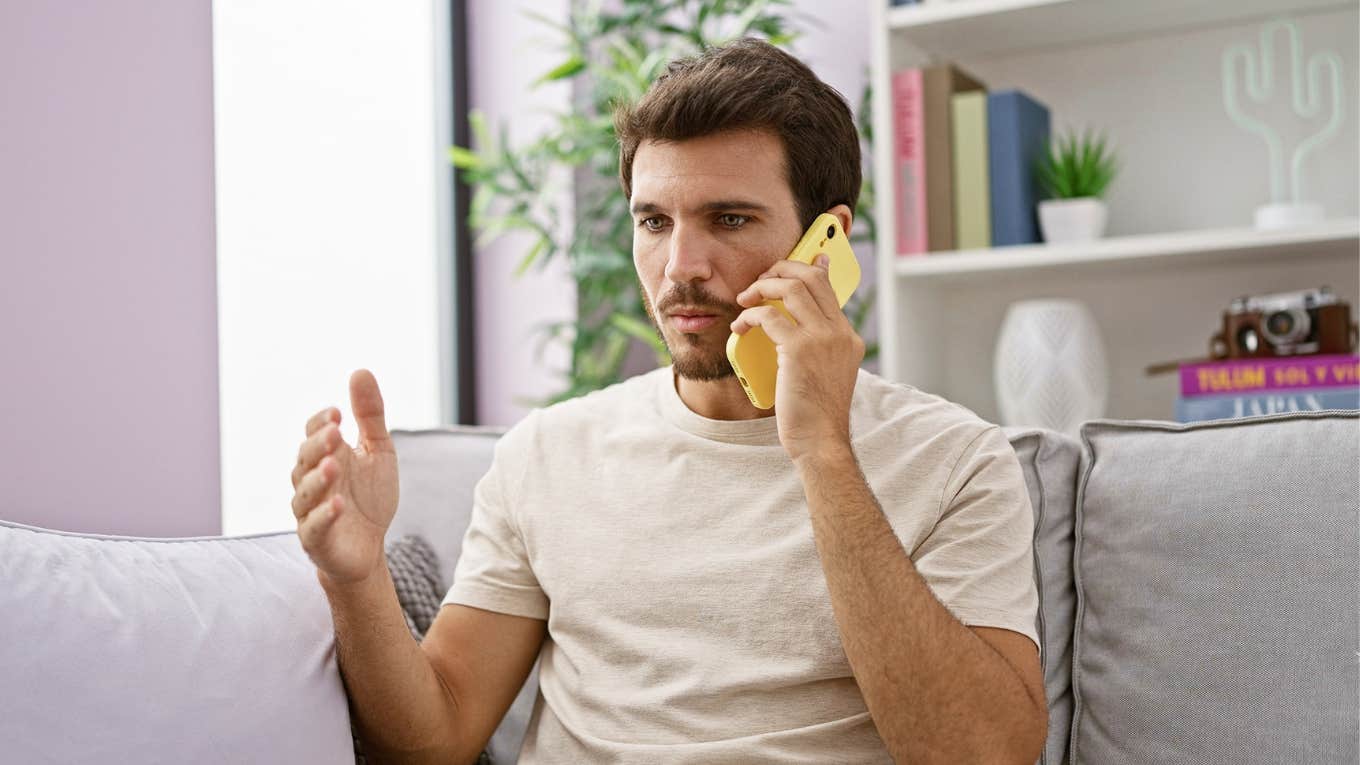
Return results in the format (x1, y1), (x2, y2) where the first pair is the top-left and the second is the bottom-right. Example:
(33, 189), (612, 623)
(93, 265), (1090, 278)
(851, 368), (999, 456)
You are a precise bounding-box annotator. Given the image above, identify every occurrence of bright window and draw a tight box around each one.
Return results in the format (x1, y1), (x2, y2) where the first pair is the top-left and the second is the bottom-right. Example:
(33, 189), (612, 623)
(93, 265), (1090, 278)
(212, 0), (453, 534)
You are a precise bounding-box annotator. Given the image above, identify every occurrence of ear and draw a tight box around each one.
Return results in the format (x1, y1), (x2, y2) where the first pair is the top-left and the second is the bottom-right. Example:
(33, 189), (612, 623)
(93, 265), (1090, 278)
(826, 203), (853, 239)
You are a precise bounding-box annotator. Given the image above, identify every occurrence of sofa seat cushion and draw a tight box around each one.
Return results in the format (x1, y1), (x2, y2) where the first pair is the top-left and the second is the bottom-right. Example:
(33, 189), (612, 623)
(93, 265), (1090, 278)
(1071, 411), (1359, 764)
(0, 521), (354, 763)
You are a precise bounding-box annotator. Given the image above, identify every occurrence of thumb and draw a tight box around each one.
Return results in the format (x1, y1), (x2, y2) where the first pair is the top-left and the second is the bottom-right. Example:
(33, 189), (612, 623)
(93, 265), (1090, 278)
(349, 369), (392, 451)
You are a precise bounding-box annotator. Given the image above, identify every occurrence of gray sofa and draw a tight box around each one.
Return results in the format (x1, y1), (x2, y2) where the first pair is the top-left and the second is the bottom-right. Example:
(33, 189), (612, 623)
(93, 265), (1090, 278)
(2, 410), (1356, 764)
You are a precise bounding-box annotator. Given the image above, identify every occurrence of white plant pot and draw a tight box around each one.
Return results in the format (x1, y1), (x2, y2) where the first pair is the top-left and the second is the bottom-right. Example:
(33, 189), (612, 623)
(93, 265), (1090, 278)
(1037, 197), (1108, 243)
(993, 299), (1109, 437)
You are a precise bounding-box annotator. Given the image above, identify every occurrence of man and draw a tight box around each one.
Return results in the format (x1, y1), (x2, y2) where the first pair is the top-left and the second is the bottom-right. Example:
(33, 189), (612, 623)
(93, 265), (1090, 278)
(290, 38), (1046, 764)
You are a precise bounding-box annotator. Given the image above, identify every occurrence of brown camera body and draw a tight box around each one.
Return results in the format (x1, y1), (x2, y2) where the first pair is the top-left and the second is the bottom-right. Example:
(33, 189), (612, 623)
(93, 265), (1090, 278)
(1211, 287), (1358, 359)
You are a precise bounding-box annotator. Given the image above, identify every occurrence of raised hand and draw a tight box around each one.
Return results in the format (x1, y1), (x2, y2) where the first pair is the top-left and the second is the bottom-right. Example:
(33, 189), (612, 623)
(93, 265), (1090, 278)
(290, 369), (401, 586)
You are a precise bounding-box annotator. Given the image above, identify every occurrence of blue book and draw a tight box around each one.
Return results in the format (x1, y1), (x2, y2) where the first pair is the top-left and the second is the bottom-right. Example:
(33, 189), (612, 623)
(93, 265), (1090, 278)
(986, 90), (1050, 246)
(1175, 387), (1360, 423)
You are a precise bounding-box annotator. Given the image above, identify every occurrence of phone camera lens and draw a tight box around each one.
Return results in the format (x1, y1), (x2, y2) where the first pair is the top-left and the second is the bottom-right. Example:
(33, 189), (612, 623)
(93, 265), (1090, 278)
(826, 225), (835, 239)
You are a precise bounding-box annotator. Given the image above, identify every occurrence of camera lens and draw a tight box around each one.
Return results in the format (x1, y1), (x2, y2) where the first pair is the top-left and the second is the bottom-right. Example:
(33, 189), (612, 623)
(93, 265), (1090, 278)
(826, 225), (835, 239)
(1265, 311), (1294, 336)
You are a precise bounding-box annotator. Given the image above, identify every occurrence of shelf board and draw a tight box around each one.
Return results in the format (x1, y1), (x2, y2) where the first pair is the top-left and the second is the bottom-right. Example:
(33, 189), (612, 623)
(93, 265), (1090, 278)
(887, 0), (1356, 59)
(895, 219), (1360, 283)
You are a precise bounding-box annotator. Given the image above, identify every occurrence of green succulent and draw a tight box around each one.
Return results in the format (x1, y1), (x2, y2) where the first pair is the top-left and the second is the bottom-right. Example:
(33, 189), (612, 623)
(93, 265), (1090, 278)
(1034, 128), (1118, 200)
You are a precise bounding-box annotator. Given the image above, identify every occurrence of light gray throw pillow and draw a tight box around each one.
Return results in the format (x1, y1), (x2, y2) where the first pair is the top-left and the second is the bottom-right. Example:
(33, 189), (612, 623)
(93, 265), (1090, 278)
(0, 520), (355, 764)
(1071, 411), (1358, 764)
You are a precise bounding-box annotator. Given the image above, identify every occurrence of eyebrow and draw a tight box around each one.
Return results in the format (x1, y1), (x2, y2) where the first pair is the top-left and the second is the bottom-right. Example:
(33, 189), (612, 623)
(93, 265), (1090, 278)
(629, 199), (771, 216)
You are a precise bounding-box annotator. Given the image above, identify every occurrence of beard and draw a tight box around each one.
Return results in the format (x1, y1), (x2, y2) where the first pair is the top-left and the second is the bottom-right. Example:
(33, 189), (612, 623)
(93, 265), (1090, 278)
(640, 278), (741, 382)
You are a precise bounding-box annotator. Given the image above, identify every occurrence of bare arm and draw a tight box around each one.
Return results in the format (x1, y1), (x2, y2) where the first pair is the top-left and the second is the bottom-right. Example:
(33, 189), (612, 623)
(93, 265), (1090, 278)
(796, 446), (1046, 765)
(731, 244), (1045, 764)
(320, 568), (545, 764)
(291, 370), (545, 764)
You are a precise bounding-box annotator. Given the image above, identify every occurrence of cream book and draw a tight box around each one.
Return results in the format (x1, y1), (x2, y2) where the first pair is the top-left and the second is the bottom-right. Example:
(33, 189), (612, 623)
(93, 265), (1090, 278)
(951, 90), (991, 250)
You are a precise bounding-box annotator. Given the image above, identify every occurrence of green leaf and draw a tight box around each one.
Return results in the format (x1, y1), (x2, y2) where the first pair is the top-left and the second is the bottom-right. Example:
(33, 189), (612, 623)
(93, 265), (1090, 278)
(468, 111), (494, 153)
(514, 234), (551, 277)
(447, 145), (483, 170)
(537, 54), (586, 85)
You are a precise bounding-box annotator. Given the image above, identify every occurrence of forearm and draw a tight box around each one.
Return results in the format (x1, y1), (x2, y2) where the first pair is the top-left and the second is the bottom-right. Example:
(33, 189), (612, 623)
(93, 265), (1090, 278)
(797, 447), (1041, 764)
(319, 565), (462, 763)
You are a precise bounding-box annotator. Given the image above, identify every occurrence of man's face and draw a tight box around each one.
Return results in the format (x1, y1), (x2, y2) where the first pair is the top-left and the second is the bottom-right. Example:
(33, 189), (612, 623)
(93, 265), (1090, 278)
(630, 129), (804, 381)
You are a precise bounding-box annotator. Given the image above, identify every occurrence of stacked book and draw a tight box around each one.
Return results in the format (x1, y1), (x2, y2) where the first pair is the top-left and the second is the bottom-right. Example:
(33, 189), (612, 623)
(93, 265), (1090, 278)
(890, 63), (1051, 255)
(1175, 354), (1360, 423)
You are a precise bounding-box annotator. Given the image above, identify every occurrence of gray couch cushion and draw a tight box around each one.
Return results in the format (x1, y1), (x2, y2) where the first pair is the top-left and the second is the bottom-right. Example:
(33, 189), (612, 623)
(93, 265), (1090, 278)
(1071, 411), (1359, 764)
(1005, 427), (1081, 765)
(388, 427), (504, 590)
(0, 521), (355, 763)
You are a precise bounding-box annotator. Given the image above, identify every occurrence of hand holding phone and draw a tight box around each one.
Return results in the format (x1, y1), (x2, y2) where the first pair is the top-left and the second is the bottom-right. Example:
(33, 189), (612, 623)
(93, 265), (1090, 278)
(726, 213), (861, 409)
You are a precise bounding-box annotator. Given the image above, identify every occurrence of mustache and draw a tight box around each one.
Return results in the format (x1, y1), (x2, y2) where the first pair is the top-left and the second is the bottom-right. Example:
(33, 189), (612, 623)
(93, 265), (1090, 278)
(655, 283), (740, 317)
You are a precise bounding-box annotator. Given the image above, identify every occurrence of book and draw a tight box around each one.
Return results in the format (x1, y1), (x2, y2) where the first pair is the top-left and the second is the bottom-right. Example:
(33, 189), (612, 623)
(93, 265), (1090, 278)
(923, 65), (985, 253)
(1175, 387), (1359, 423)
(1178, 354), (1360, 397)
(986, 89), (1050, 247)
(891, 69), (926, 256)
(951, 91), (991, 250)
(892, 64), (985, 256)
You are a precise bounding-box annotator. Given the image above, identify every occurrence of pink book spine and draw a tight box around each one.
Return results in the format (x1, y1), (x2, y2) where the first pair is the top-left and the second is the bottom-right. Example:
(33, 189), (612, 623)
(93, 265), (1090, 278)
(1179, 354), (1360, 397)
(892, 68), (927, 256)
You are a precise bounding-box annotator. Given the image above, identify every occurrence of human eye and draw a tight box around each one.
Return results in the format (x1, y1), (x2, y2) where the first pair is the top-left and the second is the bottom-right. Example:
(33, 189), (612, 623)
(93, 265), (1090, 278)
(717, 213), (750, 229)
(639, 216), (667, 232)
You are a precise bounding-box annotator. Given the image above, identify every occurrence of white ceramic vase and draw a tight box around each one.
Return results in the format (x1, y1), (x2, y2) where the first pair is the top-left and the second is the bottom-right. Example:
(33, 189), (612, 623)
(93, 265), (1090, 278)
(993, 299), (1109, 436)
(1037, 197), (1108, 243)
(1253, 201), (1325, 230)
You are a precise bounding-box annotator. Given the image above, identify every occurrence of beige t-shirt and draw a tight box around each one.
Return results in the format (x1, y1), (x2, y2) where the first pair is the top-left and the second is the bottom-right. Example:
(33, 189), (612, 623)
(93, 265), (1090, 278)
(443, 366), (1039, 763)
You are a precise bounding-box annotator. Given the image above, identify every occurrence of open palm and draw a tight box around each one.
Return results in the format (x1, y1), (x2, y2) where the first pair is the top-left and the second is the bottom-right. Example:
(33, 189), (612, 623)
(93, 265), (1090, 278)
(291, 369), (400, 586)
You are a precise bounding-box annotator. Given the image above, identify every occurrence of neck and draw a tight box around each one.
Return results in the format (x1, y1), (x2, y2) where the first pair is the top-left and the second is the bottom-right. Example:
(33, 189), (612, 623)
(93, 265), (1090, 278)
(673, 368), (775, 421)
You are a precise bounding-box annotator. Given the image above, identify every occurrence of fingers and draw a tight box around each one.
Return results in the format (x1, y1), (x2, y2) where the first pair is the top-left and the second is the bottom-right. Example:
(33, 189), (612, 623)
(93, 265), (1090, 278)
(731, 304), (798, 344)
(349, 369), (392, 451)
(305, 406), (340, 437)
(292, 422), (343, 488)
(737, 277), (831, 324)
(298, 493), (341, 550)
(291, 455), (338, 520)
(753, 257), (840, 318)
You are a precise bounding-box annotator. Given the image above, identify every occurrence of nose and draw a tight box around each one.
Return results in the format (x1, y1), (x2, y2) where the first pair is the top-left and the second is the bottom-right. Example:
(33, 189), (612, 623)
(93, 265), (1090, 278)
(663, 220), (715, 285)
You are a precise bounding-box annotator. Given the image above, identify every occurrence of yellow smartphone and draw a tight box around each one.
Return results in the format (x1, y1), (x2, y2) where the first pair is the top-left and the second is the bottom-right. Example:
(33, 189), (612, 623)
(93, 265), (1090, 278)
(726, 212), (861, 410)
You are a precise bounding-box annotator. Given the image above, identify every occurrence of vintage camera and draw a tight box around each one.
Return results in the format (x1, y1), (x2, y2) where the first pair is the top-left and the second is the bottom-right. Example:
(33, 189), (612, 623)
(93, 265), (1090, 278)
(1210, 286), (1358, 359)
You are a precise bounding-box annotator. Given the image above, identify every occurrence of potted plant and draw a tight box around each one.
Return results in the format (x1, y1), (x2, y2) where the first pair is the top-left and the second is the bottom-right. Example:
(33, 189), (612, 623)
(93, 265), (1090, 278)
(1033, 128), (1118, 243)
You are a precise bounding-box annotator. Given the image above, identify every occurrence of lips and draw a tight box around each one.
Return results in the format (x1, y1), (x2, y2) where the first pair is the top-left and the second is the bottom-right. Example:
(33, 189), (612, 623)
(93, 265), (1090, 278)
(669, 313), (719, 332)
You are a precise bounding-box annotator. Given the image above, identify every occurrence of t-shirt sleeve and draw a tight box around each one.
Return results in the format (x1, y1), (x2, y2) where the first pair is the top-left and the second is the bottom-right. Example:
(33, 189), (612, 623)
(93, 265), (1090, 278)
(441, 423), (549, 621)
(912, 424), (1039, 649)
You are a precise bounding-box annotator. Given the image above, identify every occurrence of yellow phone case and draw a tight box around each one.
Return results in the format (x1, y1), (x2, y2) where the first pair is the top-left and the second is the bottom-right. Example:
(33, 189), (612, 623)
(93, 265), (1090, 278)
(726, 213), (861, 410)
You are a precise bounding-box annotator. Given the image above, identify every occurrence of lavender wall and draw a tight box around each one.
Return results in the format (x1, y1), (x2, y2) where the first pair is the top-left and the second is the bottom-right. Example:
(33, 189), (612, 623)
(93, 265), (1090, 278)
(0, 1), (221, 536)
(467, 0), (577, 426)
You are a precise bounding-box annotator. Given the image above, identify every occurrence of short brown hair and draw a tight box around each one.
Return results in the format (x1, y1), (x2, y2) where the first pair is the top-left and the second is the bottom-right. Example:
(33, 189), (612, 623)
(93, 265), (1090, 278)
(614, 37), (861, 231)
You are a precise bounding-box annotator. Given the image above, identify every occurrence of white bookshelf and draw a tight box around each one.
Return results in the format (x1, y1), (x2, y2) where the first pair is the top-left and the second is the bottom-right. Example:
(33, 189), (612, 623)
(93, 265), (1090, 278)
(868, 0), (1360, 424)
(897, 219), (1360, 281)
(884, 0), (1355, 57)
